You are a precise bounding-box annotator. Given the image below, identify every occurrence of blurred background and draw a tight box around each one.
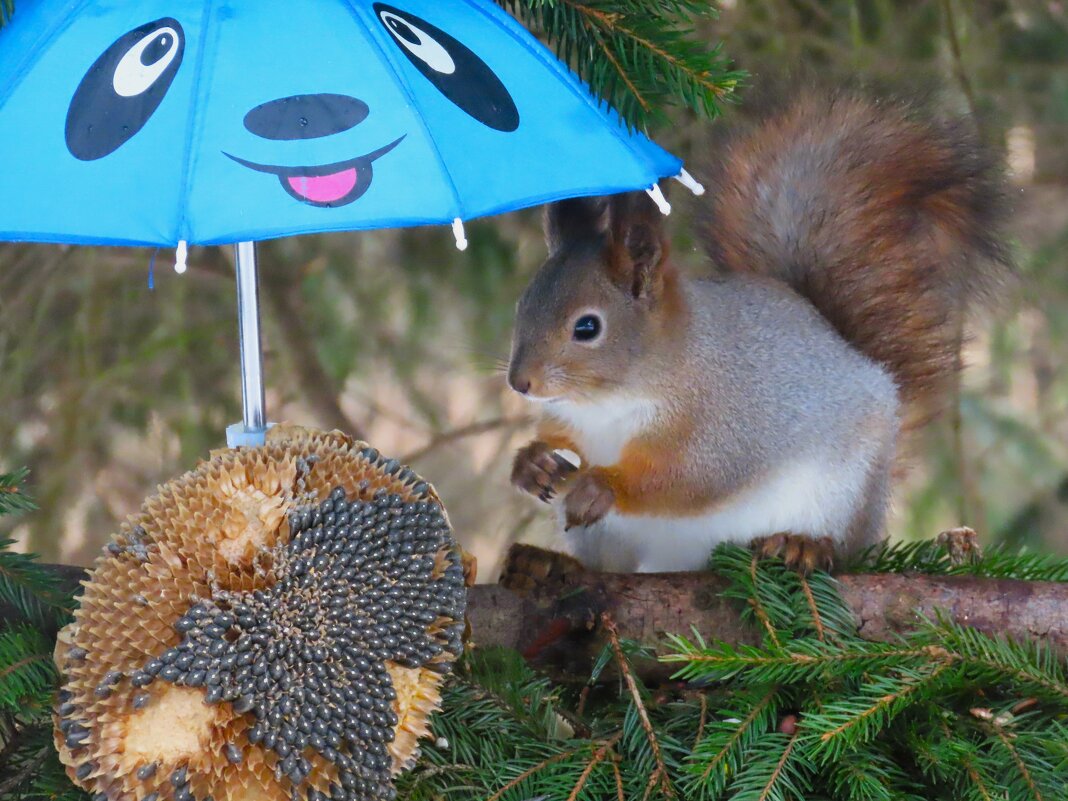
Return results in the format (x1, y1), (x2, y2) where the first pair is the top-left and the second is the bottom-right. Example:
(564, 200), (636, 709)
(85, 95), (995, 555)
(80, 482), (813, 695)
(1, 0), (1066, 576)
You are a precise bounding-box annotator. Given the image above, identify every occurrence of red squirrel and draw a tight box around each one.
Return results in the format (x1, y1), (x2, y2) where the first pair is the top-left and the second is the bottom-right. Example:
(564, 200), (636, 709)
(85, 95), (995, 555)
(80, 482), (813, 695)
(505, 89), (1012, 574)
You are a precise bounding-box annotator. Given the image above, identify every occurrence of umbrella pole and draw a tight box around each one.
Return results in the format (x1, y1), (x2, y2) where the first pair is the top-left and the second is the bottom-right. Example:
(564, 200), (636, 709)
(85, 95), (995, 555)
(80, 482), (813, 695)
(226, 241), (269, 448)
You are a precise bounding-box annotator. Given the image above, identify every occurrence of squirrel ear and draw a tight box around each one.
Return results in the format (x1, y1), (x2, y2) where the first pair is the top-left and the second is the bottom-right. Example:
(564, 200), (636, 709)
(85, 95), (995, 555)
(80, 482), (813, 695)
(609, 189), (669, 300)
(543, 196), (611, 252)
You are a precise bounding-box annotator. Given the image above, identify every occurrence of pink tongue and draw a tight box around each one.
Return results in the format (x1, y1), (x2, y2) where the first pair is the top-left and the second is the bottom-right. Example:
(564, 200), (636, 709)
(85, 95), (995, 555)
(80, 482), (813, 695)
(287, 168), (358, 204)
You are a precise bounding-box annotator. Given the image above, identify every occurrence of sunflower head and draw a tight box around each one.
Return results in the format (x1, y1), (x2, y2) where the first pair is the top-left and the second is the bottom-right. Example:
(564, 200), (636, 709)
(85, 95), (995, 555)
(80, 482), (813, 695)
(55, 426), (467, 801)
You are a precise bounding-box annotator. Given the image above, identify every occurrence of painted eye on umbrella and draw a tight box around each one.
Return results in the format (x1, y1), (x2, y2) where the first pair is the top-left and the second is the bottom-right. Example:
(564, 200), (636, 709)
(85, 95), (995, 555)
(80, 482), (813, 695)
(374, 4), (519, 132)
(379, 12), (456, 75)
(66, 18), (185, 161)
(112, 26), (182, 97)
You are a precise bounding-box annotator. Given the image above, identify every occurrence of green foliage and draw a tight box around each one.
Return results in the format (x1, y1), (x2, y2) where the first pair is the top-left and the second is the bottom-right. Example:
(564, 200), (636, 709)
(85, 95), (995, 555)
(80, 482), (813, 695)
(854, 538), (1068, 582)
(0, 476), (87, 801)
(0, 469), (35, 517)
(404, 540), (1068, 800)
(0, 540), (71, 631)
(3, 524), (1068, 800)
(0, 624), (56, 715)
(496, 0), (742, 128)
(661, 544), (1068, 801)
(0, 472), (69, 630)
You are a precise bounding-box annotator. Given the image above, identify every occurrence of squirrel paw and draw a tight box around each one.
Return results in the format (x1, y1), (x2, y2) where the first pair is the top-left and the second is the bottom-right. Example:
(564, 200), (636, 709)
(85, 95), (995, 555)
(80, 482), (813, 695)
(512, 441), (570, 502)
(937, 526), (982, 565)
(499, 543), (585, 594)
(564, 471), (616, 530)
(752, 533), (835, 574)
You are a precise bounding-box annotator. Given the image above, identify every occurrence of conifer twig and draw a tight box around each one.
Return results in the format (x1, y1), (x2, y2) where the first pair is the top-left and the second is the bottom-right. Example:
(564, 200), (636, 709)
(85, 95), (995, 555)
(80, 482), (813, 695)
(566, 740), (613, 801)
(603, 612), (675, 799)
(693, 693), (708, 751)
(748, 555), (782, 648)
(757, 728), (801, 801)
(798, 574), (826, 642)
(562, 0), (729, 98)
(987, 722), (1045, 801)
(486, 736), (621, 801)
(610, 757), (626, 801)
(818, 663), (951, 746)
(698, 688), (777, 784)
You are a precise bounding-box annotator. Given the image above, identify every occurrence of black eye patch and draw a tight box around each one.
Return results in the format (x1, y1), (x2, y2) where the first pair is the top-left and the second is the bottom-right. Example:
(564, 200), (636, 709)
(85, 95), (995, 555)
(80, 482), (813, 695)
(374, 4), (519, 132)
(66, 18), (185, 161)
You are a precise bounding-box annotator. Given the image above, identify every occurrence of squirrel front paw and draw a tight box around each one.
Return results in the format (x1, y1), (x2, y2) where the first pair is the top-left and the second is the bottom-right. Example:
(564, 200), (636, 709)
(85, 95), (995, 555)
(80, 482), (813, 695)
(512, 441), (571, 502)
(564, 470), (616, 529)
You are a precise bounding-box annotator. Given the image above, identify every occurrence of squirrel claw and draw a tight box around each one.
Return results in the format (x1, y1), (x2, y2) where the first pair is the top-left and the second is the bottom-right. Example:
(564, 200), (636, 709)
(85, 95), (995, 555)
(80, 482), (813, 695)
(564, 471), (615, 529)
(752, 533), (835, 574)
(512, 441), (568, 502)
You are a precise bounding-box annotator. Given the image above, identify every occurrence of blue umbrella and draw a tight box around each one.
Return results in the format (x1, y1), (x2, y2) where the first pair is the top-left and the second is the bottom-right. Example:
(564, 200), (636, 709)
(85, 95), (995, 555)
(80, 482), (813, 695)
(0, 0), (701, 444)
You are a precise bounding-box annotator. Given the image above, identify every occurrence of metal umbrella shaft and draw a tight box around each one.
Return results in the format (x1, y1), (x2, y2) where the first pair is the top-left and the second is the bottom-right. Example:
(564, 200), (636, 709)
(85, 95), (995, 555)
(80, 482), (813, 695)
(228, 241), (268, 447)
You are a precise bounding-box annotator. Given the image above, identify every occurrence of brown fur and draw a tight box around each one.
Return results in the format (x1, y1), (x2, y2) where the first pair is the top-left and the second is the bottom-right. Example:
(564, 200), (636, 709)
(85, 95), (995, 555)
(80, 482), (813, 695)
(698, 88), (1013, 430)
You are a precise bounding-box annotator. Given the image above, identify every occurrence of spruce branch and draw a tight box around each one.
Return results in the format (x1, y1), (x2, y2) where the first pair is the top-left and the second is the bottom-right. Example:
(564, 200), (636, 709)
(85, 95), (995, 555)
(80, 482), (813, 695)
(983, 720), (1048, 801)
(827, 747), (921, 801)
(0, 469), (35, 517)
(497, 0), (742, 128)
(604, 613), (675, 799)
(0, 538), (73, 628)
(682, 687), (779, 800)
(803, 662), (953, 761)
(724, 730), (810, 801)
(855, 539), (1068, 582)
(663, 637), (944, 685)
(925, 616), (1068, 703)
(565, 737), (616, 801)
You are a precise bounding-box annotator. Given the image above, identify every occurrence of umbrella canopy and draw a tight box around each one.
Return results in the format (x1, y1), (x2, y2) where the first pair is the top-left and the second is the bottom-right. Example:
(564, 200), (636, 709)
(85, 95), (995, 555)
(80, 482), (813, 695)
(0, 0), (685, 248)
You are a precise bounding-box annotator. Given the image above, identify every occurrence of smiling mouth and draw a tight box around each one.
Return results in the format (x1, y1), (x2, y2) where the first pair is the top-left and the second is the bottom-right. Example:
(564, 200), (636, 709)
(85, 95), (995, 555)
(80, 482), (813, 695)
(224, 135), (405, 207)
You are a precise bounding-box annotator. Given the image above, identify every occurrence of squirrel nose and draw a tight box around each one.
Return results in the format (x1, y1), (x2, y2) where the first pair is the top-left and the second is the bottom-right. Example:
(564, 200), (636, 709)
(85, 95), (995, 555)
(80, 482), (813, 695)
(508, 371), (532, 395)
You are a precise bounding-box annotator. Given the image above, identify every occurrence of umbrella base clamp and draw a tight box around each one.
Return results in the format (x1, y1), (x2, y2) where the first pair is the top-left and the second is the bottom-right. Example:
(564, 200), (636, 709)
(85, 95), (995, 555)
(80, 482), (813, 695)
(226, 421), (275, 449)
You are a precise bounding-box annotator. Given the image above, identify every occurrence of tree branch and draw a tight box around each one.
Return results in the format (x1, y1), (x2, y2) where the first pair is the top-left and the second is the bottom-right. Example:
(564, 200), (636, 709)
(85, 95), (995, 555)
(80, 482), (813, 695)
(11, 563), (1068, 682)
(400, 415), (531, 463)
(465, 568), (1068, 680)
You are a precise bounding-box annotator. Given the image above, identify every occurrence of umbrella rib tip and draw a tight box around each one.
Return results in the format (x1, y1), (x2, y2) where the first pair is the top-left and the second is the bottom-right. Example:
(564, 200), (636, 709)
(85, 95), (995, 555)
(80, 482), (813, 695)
(646, 184), (672, 216)
(675, 168), (706, 197)
(174, 240), (189, 274)
(452, 218), (468, 251)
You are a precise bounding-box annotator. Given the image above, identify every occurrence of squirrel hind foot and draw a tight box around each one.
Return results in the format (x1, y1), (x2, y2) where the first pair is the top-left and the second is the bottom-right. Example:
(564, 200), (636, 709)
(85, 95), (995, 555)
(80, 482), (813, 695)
(751, 533), (835, 574)
(936, 526), (982, 566)
(499, 543), (586, 595)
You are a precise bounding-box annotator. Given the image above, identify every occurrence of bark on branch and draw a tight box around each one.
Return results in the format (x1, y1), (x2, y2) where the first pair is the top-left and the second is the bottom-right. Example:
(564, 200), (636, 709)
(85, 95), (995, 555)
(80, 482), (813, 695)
(15, 564), (1068, 681)
(465, 569), (1068, 680)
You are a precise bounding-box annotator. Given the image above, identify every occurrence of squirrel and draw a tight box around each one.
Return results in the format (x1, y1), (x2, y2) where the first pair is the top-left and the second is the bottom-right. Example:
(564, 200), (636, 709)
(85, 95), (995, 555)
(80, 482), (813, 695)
(505, 88), (1013, 574)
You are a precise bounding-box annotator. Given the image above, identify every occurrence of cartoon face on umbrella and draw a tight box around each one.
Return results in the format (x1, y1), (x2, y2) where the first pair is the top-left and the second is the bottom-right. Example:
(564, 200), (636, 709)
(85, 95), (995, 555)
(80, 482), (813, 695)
(65, 5), (521, 210)
(0, 0), (681, 247)
(0, 0), (695, 445)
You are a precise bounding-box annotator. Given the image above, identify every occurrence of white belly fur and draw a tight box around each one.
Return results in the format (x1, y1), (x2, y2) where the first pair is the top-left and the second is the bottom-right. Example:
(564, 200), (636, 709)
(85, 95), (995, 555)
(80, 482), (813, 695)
(558, 458), (866, 572)
(546, 396), (660, 466)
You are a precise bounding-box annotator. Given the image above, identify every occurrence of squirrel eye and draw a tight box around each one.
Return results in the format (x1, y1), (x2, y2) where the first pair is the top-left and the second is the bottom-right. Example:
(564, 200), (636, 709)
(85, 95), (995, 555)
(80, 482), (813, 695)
(573, 314), (603, 342)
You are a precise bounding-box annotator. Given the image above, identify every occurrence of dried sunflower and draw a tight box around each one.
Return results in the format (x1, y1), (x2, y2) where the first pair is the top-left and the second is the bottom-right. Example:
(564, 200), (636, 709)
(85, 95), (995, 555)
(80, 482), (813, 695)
(55, 426), (467, 801)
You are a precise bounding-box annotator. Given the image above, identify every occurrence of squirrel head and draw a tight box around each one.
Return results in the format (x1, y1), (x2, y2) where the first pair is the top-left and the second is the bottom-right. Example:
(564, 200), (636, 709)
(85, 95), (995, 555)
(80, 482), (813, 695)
(508, 189), (676, 403)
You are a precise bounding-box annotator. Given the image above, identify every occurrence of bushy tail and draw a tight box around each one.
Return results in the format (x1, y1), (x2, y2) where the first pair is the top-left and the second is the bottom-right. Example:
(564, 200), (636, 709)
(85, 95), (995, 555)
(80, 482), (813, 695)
(698, 88), (1013, 429)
